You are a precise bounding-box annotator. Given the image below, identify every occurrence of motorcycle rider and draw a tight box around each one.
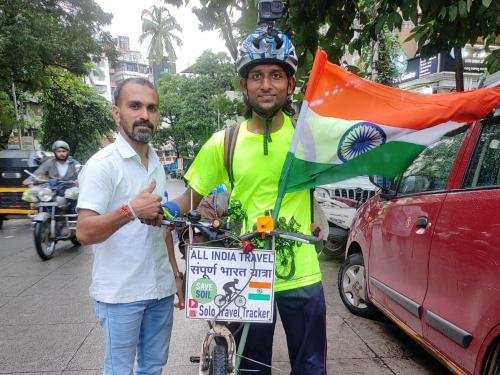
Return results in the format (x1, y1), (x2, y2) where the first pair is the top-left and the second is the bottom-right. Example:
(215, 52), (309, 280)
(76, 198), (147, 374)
(23, 140), (80, 185)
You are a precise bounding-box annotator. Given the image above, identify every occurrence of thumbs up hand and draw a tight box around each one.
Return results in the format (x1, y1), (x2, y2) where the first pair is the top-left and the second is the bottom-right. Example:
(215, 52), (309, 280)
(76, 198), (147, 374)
(129, 179), (163, 226)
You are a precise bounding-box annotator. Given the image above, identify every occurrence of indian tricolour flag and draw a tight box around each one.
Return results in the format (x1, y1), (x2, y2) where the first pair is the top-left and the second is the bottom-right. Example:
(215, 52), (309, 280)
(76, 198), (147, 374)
(248, 281), (272, 301)
(276, 49), (500, 200)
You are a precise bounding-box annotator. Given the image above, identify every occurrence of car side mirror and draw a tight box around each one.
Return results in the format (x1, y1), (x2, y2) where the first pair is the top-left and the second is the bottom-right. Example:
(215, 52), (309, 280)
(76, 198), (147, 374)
(369, 176), (397, 200)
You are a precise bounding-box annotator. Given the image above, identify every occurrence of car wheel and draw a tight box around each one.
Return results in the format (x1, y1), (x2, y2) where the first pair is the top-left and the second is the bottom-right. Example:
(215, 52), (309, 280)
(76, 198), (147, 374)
(338, 252), (377, 318)
(482, 337), (500, 375)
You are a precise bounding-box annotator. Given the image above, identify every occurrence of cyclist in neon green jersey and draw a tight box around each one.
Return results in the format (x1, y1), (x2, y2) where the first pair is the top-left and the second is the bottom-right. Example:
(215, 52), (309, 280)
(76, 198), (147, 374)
(167, 27), (327, 374)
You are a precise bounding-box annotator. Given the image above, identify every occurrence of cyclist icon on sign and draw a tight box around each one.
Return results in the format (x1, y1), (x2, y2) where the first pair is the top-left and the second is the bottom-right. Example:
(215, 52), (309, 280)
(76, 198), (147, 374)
(214, 279), (247, 308)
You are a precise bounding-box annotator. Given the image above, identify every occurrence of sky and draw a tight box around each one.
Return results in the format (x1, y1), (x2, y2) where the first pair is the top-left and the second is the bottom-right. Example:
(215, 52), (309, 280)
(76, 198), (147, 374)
(95, 0), (228, 72)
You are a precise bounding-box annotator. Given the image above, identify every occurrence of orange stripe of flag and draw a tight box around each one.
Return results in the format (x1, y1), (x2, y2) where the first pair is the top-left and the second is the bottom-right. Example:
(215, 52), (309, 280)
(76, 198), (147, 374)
(304, 49), (500, 129)
(249, 281), (272, 289)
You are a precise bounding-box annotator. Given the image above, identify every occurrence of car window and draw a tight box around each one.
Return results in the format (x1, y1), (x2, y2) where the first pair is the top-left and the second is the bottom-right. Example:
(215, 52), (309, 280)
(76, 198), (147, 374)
(463, 116), (500, 188)
(398, 126), (467, 195)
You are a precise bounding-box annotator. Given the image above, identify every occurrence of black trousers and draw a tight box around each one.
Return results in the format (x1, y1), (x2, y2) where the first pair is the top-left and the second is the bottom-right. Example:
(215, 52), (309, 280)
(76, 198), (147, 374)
(236, 282), (327, 374)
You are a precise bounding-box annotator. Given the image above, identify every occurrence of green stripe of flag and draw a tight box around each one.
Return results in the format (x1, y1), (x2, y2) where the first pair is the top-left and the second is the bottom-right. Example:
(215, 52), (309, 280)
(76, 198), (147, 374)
(248, 293), (271, 301)
(284, 141), (426, 193)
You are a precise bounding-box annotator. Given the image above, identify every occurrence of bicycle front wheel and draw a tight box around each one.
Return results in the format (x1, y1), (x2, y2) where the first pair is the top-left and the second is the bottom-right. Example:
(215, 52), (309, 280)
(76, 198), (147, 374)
(209, 342), (227, 375)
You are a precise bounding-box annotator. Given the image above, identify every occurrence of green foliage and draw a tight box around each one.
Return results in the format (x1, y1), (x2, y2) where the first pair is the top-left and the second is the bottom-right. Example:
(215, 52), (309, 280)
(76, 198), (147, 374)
(40, 73), (114, 162)
(358, 0), (500, 74)
(155, 50), (239, 157)
(0, 0), (115, 94)
(0, 91), (16, 150)
(139, 5), (182, 64)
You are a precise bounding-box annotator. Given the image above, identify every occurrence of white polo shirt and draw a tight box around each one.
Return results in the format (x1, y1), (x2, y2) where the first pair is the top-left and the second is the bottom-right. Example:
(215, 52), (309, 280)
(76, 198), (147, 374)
(77, 134), (175, 303)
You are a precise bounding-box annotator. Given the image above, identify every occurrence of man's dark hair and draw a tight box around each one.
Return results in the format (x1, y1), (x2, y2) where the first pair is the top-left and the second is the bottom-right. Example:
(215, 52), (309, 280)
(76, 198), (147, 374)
(113, 78), (156, 105)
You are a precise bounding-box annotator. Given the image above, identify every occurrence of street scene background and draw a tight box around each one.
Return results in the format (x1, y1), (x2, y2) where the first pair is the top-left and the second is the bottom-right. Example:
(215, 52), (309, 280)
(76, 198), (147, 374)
(0, 179), (449, 374)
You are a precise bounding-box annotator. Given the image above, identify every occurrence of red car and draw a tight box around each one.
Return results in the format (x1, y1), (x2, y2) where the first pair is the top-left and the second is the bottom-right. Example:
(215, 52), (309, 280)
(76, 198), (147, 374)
(338, 114), (500, 375)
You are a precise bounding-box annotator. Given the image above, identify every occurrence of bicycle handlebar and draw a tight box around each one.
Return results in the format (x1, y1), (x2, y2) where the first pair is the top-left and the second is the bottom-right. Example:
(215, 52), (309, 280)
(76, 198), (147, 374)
(162, 211), (319, 246)
(240, 230), (318, 244)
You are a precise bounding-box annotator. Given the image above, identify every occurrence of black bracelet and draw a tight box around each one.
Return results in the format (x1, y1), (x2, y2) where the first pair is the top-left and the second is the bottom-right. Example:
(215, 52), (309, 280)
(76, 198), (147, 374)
(173, 271), (183, 279)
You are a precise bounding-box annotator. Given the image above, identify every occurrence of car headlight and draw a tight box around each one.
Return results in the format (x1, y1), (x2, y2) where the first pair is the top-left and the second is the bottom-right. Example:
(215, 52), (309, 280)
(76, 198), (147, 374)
(37, 188), (53, 202)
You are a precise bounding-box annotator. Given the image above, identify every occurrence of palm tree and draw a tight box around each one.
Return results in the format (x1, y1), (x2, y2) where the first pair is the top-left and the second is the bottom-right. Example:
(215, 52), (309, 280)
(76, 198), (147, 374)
(139, 6), (182, 65)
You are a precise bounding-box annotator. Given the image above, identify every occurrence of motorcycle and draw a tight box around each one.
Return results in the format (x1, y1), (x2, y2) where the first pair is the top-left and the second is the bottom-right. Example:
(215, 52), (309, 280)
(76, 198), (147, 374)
(22, 170), (80, 260)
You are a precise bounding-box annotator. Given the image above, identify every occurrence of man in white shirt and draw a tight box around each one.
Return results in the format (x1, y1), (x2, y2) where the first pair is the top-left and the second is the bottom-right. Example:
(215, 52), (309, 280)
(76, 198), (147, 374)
(76, 78), (183, 375)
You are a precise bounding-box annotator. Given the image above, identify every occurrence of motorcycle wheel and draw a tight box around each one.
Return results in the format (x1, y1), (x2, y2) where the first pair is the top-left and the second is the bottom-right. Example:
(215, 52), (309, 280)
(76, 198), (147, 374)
(209, 342), (227, 375)
(318, 226), (348, 258)
(34, 221), (56, 260)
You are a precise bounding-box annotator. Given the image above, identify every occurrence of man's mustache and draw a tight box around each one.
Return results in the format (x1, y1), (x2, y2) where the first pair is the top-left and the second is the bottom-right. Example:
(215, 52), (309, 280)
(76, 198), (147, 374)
(133, 120), (154, 130)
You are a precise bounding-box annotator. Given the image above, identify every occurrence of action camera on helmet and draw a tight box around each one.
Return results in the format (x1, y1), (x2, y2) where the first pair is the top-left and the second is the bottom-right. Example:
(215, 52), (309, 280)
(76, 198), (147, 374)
(257, 0), (284, 24)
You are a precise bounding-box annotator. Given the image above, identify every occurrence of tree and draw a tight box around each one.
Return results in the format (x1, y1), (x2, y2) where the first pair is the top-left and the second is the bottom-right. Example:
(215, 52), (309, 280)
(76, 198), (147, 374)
(139, 5), (182, 65)
(0, 0), (115, 94)
(166, 1), (499, 91)
(40, 73), (114, 162)
(0, 0), (116, 148)
(163, 1), (361, 86)
(355, 0), (405, 85)
(155, 51), (239, 157)
(0, 91), (16, 150)
(356, 0), (500, 90)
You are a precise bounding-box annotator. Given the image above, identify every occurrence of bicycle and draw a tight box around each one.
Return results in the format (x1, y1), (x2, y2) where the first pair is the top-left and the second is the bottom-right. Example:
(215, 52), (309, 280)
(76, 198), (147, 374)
(162, 210), (319, 375)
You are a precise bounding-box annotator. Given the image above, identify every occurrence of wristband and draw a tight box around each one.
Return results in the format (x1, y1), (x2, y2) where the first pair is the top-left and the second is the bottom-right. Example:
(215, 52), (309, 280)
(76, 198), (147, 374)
(119, 204), (134, 221)
(173, 271), (183, 279)
(127, 201), (138, 219)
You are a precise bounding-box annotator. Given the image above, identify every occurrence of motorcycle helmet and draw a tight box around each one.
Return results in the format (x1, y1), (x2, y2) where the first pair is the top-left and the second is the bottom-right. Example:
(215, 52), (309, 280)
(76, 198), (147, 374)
(236, 27), (298, 78)
(51, 140), (70, 152)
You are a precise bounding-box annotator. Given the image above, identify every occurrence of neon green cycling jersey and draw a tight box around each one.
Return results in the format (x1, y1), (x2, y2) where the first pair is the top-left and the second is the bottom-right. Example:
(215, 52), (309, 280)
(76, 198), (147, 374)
(184, 114), (322, 292)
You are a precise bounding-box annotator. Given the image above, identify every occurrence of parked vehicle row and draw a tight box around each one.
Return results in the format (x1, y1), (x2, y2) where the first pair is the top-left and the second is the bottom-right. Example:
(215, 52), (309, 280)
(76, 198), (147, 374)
(314, 177), (376, 257)
(0, 150), (45, 229)
(338, 114), (500, 374)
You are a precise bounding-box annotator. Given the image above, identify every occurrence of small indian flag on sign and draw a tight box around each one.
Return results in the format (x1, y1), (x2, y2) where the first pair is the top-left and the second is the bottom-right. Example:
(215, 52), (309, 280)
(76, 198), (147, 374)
(276, 48), (500, 196)
(248, 281), (272, 301)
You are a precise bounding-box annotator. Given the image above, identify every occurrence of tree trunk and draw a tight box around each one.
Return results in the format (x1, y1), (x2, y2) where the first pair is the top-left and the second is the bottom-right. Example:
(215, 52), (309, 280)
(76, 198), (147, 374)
(454, 46), (464, 92)
(0, 129), (13, 150)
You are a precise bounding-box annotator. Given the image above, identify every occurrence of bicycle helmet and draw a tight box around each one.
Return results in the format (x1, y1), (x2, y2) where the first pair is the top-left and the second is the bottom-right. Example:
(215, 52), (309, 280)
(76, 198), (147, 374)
(236, 27), (298, 78)
(51, 140), (70, 152)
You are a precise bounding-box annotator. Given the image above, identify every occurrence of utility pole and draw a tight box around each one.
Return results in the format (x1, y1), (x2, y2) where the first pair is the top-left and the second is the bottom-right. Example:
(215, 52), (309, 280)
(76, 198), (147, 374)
(11, 82), (22, 149)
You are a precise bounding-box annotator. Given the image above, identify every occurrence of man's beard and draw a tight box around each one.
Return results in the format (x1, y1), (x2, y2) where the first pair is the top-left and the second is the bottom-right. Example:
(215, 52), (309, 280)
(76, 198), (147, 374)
(247, 96), (287, 119)
(121, 118), (154, 143)
(55, 154), (68, 161)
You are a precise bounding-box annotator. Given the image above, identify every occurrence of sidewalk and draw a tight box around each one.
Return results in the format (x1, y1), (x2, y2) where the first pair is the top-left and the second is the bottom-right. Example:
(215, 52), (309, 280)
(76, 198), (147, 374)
(0, 220), (446, 374)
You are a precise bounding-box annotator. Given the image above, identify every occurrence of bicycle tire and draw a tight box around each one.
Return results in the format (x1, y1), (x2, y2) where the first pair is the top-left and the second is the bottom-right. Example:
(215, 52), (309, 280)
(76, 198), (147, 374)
(209, 342), (227, 375)
(234, 295), (246, 307)
(214, 294), (226, 307)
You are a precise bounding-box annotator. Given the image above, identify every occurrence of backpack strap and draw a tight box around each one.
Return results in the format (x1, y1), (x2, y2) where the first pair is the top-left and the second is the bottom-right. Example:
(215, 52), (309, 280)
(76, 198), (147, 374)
(224, 124), (240, 190)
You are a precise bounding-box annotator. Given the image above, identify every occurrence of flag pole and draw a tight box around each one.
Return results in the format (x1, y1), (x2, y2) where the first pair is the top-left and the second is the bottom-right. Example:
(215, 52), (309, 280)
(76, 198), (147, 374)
(271, 49), (327, 221)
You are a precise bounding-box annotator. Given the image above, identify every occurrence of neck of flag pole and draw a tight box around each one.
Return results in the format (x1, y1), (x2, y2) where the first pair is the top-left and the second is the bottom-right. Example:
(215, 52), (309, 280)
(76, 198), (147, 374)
(272, 151), (295, 222)
(272, 48), (326, 222)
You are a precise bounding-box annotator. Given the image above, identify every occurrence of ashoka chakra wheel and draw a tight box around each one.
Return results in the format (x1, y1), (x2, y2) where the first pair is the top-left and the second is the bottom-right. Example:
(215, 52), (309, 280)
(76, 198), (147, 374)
(337, 122), (386, 163)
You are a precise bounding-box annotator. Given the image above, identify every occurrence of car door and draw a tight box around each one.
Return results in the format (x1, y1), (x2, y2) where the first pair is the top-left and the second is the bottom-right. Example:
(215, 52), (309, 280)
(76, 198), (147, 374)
(368, 127), (467, 336)
(422, 117), (500, 374)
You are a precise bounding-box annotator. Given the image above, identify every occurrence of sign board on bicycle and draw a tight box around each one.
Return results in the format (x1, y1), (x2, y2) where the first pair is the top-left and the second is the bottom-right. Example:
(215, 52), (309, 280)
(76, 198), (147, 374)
(185, 246), (275, 323)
